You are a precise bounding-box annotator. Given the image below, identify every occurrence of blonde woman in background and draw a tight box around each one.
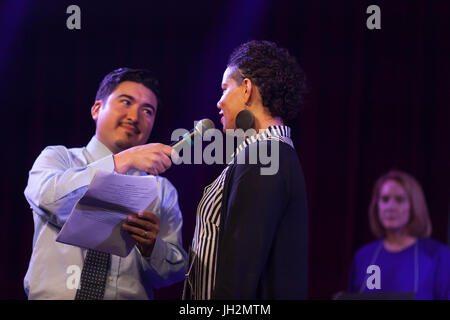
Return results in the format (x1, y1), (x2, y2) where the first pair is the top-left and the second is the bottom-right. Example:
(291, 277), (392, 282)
(348, 170), (449, 299)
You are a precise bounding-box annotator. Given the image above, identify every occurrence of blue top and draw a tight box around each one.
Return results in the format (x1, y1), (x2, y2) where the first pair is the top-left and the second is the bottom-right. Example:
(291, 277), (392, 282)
(348, 238), (450, 300)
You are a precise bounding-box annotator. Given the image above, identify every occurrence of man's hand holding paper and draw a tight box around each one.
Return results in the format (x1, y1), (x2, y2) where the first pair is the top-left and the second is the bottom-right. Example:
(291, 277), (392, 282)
(56, 169), (163, 257)
(122, 211), (160, 257)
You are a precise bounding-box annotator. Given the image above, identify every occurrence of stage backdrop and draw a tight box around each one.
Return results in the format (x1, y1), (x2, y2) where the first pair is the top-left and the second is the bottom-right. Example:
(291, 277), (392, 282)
(0, 0), (448, 299)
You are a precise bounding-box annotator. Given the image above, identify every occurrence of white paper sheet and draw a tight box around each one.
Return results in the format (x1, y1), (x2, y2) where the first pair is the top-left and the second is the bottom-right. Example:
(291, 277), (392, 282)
(56, 169), (160, 257)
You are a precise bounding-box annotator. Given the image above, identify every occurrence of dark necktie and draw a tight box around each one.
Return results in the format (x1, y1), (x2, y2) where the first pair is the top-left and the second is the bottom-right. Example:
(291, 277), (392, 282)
(75, 249), (111, 300)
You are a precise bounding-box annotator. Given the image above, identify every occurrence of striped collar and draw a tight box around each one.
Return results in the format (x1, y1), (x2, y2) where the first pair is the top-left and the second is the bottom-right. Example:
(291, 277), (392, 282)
(231, 125), (293, 159)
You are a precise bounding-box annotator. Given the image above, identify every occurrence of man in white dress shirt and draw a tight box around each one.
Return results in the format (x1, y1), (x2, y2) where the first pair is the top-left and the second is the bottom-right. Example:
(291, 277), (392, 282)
(24, 67), (186, 299)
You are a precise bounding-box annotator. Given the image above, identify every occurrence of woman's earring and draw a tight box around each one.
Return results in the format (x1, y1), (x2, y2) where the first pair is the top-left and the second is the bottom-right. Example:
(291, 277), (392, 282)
(235, 109), (255, 131)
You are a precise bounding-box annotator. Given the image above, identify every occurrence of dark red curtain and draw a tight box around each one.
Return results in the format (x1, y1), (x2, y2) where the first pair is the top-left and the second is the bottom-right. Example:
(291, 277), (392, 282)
(1, 0), (448, 299)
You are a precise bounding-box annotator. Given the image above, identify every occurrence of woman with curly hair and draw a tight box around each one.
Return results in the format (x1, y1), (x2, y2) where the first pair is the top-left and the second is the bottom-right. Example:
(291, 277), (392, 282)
(183, 40), (309, 299)
(347, 170), (450, 299)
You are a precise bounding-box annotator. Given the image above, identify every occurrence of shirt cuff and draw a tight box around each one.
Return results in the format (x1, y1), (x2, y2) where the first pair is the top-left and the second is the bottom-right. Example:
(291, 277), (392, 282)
(140, 234), (167, 268)
(88, 154), (116, 173)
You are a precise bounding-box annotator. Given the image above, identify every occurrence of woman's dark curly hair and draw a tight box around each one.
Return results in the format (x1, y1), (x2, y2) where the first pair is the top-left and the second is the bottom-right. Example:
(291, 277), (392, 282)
(95, 67), (161, 108)
(227, 40), (307, 122)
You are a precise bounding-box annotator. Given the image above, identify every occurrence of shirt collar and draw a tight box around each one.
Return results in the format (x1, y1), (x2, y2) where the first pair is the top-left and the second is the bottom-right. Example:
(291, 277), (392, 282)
(86, 136), (146, 176)
(232, 125), (292, 159)
(86, 136), (113, 161)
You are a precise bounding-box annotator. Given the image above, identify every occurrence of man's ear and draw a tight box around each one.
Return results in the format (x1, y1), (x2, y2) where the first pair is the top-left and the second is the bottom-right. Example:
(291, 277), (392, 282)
(91, 101), (102, 121)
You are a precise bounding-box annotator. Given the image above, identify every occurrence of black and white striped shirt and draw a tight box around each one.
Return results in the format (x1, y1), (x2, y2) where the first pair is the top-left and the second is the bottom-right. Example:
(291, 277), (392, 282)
(187, 125), (293, 300)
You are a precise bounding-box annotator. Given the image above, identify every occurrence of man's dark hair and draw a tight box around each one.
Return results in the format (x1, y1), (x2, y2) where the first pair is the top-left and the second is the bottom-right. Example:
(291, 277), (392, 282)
(227, 40), (307, 122)
(95, 67), (161, 107)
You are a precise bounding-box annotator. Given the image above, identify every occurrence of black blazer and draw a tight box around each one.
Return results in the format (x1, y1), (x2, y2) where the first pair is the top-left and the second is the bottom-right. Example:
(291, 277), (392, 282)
(213, 140), (308, 299)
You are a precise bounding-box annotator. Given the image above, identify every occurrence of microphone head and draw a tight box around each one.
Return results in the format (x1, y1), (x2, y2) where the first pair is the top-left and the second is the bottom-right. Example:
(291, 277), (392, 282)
(195, 118), (215, 133)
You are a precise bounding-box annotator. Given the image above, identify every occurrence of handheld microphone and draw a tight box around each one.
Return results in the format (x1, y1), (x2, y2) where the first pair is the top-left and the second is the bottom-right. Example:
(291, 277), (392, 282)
(171, 118), (215, 154)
